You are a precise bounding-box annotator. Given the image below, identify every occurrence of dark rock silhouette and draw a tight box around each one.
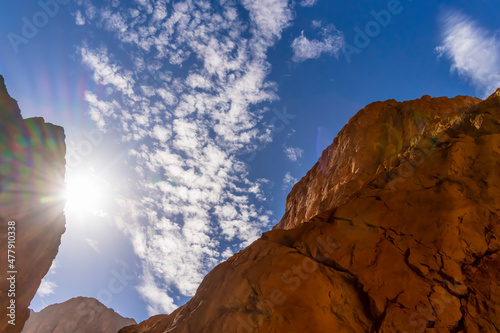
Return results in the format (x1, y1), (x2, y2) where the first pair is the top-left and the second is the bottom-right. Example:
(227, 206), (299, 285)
(120, 90), (500, 332)
(0, 76), (66, 333)
(21, 297), (136, 333)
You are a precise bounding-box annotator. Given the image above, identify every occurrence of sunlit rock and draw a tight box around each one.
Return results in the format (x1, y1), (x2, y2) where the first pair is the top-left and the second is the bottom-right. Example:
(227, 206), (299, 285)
(21, 297), (136, 333)
(121, 90), (500, 332)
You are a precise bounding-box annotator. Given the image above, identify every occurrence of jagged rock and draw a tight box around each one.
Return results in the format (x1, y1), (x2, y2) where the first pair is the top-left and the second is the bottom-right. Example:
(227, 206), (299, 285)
(120, 90), (500, 332)
(0, 76), (66, 333)
(276, 94), (482, 230)
(21, 297), (136, 333)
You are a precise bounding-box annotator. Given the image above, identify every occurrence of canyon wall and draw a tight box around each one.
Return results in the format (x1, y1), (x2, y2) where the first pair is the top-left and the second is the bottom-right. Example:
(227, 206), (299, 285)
(22, 297), (136, 333)
(0, 76), (66, 333)
(121, 90), (500, 332)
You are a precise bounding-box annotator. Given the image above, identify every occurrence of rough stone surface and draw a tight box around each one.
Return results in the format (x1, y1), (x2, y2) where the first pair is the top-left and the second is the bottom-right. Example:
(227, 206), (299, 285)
(0, 76), (66, 333)
(21, 297), (136, 333)
(124, 90), (500, 332)
(275, 94), (482, 230)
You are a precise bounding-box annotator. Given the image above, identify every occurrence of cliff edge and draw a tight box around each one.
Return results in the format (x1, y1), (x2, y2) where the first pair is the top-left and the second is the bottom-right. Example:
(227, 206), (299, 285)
(0, 76), (66, 332)
(124, 90), (500, 331)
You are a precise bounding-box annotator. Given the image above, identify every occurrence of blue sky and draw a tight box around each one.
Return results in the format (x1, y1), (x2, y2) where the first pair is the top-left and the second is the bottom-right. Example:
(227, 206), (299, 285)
(1, 0), (499, 323)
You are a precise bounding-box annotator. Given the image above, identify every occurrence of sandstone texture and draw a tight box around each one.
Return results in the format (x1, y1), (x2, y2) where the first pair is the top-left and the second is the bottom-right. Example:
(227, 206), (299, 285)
(21, 297), (136, 333)
(125, 90), (500, 332)
(0, 75), (66, 333)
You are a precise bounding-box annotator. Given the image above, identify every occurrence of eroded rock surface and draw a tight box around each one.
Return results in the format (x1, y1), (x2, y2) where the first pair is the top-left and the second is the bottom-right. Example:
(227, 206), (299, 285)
(276, 94), (482, 230)
(121, 91), (500, 332)
(0, 76), (66, 332)
(22, 297), (136, 333)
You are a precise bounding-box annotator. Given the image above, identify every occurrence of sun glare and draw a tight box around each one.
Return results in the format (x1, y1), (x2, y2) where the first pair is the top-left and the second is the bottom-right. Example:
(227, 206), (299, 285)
(64, 171), (110, 216)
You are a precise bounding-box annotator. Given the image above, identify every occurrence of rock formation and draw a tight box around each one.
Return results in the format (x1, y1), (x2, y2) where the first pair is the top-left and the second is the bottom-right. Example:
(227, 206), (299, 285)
(0, 75), (66, 333)
(120, 90), (500, 332)
(21, 297), (136, 333)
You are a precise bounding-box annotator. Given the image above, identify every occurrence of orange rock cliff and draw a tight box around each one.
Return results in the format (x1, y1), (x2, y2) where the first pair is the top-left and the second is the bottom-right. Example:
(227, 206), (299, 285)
(120, 90), (500, 332)
(0, 75), (66, 333)
(22, 297), (136, 333)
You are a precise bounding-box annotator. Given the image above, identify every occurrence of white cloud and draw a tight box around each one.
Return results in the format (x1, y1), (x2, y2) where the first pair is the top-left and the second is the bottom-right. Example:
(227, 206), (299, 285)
(151, 125), (172, 142)
(37, 280), (57, 297)
(436, 11), (500, 98)
(75, 10), (85, 26)
(137, 270), (177, 314)
(86, 238), (100, 253)
(80, 47), (135, 97)
(77, 0), (292, 316)
(84, 91), (119, 131)
(284, 146), (304, 161)
(299, 0), (318, 7)
(221, 247), (234, 259)
(241, 0), (293, 45)
(292, 23), (345, 62)
(282, 171), (298, 190)
(311, 20), (322, 29)
(36, 261), (58, 298)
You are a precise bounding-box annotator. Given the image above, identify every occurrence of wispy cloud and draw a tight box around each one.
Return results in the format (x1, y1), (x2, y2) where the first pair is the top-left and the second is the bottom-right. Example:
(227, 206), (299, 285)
(292, 22), (344, 62)
(137, 270), (177, 316)
(284, 146), (304, 161)
(37, 261), (58, 298)
(85, 238), (100, 253)
(77, 0), (292, 315)
(436, 10), (500, 97)
(81, 47), (135, 97)
(282, 171), (298, 190)
(75, 10), (85, 26)
(298, 0), (318, 7)
(37, 280), (57, 297)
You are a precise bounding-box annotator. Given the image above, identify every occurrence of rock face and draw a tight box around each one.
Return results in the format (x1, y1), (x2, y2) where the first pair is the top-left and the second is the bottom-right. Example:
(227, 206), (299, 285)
(121, 91), (500, 332)
(21, 297), (136, 333)
(0, 76), (66, 333)
(275, 94), (482, 230)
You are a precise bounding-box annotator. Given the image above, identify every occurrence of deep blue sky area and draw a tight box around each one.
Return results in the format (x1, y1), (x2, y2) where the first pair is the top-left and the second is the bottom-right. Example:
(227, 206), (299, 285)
(1, 0), (499, 323)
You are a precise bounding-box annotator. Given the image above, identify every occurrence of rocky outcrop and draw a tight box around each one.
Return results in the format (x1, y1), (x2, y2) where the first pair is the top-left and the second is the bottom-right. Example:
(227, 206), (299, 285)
(121, 90), (500, 332)
(0, 76), (66, 333)
(21, 297), (136, 333)
(275, 94), (482, 230)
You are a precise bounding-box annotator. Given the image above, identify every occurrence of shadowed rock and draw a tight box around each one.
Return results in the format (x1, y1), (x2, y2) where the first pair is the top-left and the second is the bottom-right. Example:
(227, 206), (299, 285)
(0, 76), (66, 333)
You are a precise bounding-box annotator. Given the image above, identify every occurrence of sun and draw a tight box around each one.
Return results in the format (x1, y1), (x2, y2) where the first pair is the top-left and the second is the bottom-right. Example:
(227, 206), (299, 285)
(64, 170), (110, 216)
